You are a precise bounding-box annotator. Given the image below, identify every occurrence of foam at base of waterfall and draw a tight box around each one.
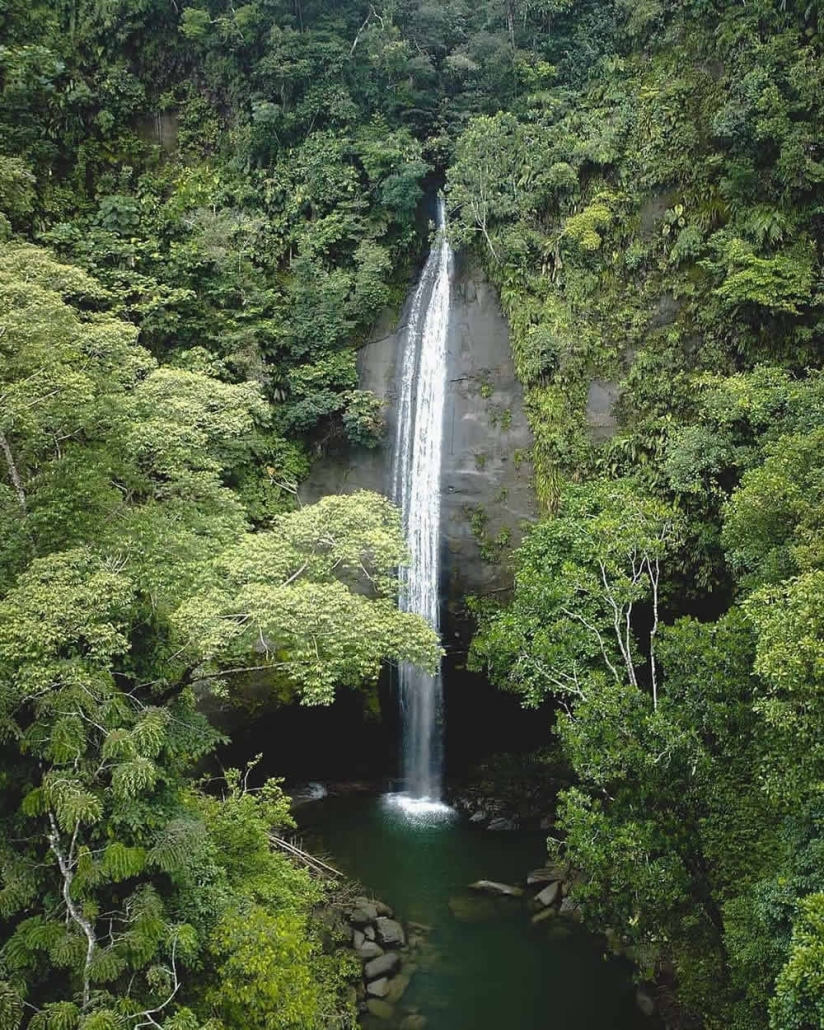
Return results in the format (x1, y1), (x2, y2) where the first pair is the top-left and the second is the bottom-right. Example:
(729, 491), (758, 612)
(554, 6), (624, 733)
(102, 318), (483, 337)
(382, 792), (456, 824)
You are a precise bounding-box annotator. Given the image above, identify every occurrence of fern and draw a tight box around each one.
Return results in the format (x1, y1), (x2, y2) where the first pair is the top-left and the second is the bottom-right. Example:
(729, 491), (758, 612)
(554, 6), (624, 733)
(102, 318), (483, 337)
(101, 843), (146, 883)
(43, 777), (103, 829)
(78, 1012), (120, 1030)
(130, 709), (169, 759)
(46, 716), (87, 765)
(0, 982), (22, 1030)
(73, 846), (103, 893)
(101, 729), (134, 762)
(20, 787), (45, 817)
(147, 820), (206, 875)
(88, 948), (126, 985)
(29, 1002), (80, 1030)
(111, 758), (157, 801)
(49, 930), (88, 970)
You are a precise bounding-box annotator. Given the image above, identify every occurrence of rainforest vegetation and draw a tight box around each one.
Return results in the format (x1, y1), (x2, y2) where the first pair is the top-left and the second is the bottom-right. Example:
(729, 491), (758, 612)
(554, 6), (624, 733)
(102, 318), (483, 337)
(1, 0), (823, 1028)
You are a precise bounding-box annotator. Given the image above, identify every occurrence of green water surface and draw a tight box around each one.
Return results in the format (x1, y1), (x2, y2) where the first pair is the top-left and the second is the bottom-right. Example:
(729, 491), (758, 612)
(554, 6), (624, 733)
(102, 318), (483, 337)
(300, 795), (652, 1030)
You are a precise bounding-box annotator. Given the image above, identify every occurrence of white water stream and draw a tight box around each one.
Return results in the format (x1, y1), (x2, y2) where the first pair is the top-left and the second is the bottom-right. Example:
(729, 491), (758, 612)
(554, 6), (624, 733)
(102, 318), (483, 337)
(391, 198), (453, 807)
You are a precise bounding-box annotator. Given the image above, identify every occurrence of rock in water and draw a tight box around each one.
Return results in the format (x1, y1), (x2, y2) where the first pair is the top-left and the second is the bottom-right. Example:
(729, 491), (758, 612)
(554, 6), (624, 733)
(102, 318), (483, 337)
(559, 897), (583, 922)
(356, 942), (384, 961)
(366, 999), (395, 1020)
(487, 817), (519, 831)
(386, 972), (411, 1004)
(351, 904), (378, 926)
(531, 907), (556, 925)
(400, 1016), (427, 1030)
(375, 916), (405, 947)
(364, 952), (401, 981)
(367, 978), (390, 998)
(448, 895), (506, 923)
(469, 880), (525, 898)
(535, 881), (560, 907)
(527, 866), (565, 885)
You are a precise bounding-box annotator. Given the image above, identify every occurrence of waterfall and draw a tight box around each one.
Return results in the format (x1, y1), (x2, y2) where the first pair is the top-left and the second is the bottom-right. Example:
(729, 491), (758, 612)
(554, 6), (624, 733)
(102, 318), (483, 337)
(391, 198), (452, 809)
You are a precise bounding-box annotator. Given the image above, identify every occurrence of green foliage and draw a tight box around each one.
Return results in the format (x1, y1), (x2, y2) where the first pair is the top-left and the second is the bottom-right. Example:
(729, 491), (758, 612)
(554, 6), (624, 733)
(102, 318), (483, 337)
(0, 243), (434, 1027)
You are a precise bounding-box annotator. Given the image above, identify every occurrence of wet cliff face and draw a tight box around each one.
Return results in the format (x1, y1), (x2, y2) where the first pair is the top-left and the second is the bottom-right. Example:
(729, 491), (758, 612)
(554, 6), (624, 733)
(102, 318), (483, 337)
(300, 255), (537, 635)
(219, 259), (544, 784)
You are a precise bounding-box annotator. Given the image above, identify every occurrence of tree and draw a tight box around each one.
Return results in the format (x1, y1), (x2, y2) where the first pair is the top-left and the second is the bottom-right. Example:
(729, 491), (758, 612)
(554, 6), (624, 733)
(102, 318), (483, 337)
(470, 478), (678, 708)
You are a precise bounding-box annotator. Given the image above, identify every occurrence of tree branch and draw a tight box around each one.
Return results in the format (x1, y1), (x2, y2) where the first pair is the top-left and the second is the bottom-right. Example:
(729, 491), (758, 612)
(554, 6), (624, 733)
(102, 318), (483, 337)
(48, 813), (96, 1009)
(560, 606), (621, 684)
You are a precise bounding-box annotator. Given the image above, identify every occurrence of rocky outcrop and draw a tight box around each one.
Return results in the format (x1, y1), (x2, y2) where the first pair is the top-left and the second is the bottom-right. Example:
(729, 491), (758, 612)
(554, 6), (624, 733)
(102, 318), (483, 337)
(342, 894), (433, 1028)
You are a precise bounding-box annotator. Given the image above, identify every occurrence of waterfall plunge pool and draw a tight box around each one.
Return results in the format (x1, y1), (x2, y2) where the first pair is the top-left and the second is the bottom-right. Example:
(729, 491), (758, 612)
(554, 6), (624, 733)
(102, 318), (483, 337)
(299, 794), (654, 1030)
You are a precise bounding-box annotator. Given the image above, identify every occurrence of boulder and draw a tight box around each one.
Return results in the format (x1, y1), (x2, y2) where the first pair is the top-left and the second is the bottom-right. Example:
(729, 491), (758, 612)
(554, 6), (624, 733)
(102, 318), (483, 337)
(386, 972), (411, 1003)
(469, 880), (524, 898)
(400, 1017), (427, 1030)
(487, 817), (519, 831)
(375, 900), (394, 918)
(353, 929), (366, 950)
(375, 916), (405, 947)
(469, 810), (488, 823)
(356, 942), (384, 961)
(350, 904), (379, 926)
(526, 866), (564, 886)
(408, 920), (432, 934)
(559, 897), (582, 922)
(366, 999), (395, 1020)
(364, 924), (376, 941)
(367, 978), (390, 999)
(535, 882), (561, 907)
(364, 951), (401, 981)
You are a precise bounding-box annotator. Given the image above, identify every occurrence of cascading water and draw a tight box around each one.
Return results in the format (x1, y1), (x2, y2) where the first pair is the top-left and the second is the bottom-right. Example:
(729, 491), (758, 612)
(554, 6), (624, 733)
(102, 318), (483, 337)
(390, 198), (453, 815)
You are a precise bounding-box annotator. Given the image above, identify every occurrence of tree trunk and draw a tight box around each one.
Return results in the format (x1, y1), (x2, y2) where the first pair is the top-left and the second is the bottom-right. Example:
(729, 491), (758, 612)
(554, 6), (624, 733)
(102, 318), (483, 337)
(0, 430), (26, 511)
(505, 0), (516, 47)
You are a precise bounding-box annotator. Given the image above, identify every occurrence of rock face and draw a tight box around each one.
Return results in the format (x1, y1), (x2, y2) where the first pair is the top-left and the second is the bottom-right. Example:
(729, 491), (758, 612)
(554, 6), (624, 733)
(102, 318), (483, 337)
(299, 258), (537, 620)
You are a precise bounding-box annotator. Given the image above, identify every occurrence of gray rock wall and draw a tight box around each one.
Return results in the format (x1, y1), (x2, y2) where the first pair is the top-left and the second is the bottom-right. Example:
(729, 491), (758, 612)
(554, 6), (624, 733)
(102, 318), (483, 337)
(300, 257), (537, 631)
